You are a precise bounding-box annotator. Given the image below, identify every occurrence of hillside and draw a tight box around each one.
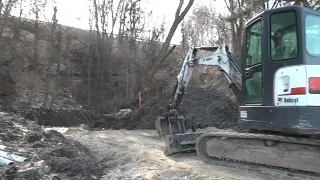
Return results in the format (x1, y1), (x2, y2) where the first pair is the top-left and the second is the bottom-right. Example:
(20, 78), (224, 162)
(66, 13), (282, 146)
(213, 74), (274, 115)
(0, 13), (239, 134)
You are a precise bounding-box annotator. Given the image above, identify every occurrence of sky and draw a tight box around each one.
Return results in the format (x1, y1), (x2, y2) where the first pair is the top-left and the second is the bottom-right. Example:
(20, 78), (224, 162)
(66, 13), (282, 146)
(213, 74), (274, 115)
(11, 0), (229, 45)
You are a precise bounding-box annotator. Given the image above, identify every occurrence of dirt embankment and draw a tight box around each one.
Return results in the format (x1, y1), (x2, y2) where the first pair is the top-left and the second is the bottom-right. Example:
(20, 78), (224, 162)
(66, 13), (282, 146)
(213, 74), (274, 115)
(1, 54), (240, 134)
(128, 85), (239, 131)
(15, 83), (239, 133)
(87, 68), (240, 131)
(0, 112), (102, 180)
(90, 68), (240, 131)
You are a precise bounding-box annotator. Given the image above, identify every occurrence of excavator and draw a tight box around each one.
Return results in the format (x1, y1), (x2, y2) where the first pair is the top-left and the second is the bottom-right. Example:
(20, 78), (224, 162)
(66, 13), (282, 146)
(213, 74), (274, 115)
(156, 5), (320, 174)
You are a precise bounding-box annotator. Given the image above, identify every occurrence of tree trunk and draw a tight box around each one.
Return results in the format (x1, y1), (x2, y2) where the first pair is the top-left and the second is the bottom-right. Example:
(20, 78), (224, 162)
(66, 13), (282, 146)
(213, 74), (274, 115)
(49, 26), (62, 109)
(44, 6), (58, 109)
(0, 0), (17, 44)
(145, 0), (194, 85)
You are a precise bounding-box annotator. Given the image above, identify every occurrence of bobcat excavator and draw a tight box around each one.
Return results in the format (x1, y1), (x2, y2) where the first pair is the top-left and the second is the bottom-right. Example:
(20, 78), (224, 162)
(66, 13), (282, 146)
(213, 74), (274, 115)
(156, 5), (320, 174)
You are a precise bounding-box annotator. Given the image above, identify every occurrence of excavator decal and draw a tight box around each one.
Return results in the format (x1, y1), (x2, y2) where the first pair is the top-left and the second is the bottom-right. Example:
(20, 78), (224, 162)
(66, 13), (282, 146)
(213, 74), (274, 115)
(239, 111), (248, 119)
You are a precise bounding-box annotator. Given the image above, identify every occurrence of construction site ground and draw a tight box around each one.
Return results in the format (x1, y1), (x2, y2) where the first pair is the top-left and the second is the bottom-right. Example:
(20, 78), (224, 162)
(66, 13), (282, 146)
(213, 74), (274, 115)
(60, 127), (319, 180)
(1, 69), (320, 179)
(1, 111), (319, 180)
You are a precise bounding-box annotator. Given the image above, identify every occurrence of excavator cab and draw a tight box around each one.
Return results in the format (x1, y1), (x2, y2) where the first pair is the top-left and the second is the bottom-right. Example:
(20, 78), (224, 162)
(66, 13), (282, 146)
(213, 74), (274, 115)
(239, 5), (320, 136)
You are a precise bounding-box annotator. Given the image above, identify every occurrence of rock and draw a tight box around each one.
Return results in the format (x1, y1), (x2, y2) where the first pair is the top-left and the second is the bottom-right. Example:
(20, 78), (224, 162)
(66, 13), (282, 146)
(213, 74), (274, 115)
(15, 160), (51, 178)
(16, 165), (40, 179)
(4, 165), (18, 179)
(35, 160), (51, 176)
(116, 109), (132, 116)
(31, 142), (46, 148)
(27, 133), (43, 143)
(51, 174), (61, 180)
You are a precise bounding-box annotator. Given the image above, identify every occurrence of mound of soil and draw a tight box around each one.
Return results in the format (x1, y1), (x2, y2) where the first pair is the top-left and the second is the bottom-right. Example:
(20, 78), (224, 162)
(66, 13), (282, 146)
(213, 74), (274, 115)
(131, 86), (239, 130)
(9, 102), (98, 128)
(89, 66), (240, 131)
(24, 107), (90, 127)
(0, 112), (102, 180)
(179, 86), (239, 130)
(0, 73), (16, 110)
(90, 85), (239, 131)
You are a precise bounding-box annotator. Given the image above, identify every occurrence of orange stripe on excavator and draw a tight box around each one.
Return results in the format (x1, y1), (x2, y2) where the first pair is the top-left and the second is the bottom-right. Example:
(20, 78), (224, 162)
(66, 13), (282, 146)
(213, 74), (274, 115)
(279, 87), (306, 96)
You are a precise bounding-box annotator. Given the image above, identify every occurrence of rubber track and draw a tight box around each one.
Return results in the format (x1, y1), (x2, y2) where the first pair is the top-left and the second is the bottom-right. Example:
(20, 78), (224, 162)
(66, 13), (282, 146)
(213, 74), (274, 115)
(195, 132), (320, 177)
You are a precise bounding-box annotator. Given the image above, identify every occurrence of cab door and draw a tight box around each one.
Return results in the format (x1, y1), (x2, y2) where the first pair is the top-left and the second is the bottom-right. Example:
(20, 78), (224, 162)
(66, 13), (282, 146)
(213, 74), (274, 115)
(243, 19), (263, 105)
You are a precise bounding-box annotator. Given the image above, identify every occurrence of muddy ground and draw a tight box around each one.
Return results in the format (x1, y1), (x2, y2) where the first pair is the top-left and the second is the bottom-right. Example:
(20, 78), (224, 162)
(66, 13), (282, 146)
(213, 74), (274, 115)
(62, 127), (320, 180)
(0, 112), (102, 180)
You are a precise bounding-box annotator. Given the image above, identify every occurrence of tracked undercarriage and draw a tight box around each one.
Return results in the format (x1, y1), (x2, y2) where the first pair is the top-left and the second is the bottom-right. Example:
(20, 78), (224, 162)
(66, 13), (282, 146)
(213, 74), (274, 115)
(196, 131), (320, 174)
(160, 123), (320, 175)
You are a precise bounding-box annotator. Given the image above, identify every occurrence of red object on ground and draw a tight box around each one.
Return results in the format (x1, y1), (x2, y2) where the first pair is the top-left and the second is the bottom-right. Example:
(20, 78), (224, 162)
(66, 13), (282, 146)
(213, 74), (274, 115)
(139, 92), (142, 108)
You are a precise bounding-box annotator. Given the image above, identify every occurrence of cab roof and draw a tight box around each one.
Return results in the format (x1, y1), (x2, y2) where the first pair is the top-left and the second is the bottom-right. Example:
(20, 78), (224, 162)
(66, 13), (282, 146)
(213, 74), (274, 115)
(245, 5), (320, 27)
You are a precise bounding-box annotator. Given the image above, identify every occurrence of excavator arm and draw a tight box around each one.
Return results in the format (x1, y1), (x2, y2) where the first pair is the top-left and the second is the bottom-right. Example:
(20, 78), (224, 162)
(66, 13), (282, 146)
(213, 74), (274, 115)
(156, 44), (242, 139)
(169, 45), (242, 111)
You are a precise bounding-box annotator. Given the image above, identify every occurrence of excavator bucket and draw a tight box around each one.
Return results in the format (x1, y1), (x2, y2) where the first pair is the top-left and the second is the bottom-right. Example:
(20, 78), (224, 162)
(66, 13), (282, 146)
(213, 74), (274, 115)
(164, 132), (202, 155)
(155, 115), (186, 138)
(156, 114), (203, 156)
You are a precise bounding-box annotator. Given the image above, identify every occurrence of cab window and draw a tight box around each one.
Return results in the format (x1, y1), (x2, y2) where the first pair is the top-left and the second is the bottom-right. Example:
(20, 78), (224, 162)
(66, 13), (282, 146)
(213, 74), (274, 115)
(246, 21), (262, 67)
(244, 20), (263, 104)
(305, 14), (320, 56)
(270, 11), (298, 60)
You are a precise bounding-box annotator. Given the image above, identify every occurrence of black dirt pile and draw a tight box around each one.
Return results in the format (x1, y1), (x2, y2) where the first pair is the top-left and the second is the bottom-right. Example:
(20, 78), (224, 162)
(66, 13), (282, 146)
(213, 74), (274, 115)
(0, 112), (102, 180)
(179, 86), (239, 130)
(90, 85), (239, 131)
(120, 67), (240, 131)
(10, 102), (100, 128)
(131, 86), (239, 130)
(0, 73), (16, 111)
(22, 107), (90, 127)
(69, 66), (241, 131)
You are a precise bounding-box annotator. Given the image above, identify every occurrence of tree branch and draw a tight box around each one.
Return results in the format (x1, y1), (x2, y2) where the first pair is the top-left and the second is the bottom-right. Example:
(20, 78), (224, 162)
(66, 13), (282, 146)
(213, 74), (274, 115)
(224, 0), (231, 11)
(161, 45), (176, 63)
(179, 0), (194, 20)
(272, 0), (279, 8)
(175, 0), (184, 19)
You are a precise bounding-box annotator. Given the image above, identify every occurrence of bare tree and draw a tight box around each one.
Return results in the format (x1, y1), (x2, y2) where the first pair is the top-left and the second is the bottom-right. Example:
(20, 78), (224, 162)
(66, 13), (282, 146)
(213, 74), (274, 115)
(43, 6), (58, 109)
(26, 0), (47, 103)
(87, 6), (94, 105)
(92, 0), (126, 98)
(49, 24), (62, 109)
(181, 5), (218, 47)
(146, 0), (195, 84)
(0, 0), (18, 44)
(30, 0), (41, 71)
